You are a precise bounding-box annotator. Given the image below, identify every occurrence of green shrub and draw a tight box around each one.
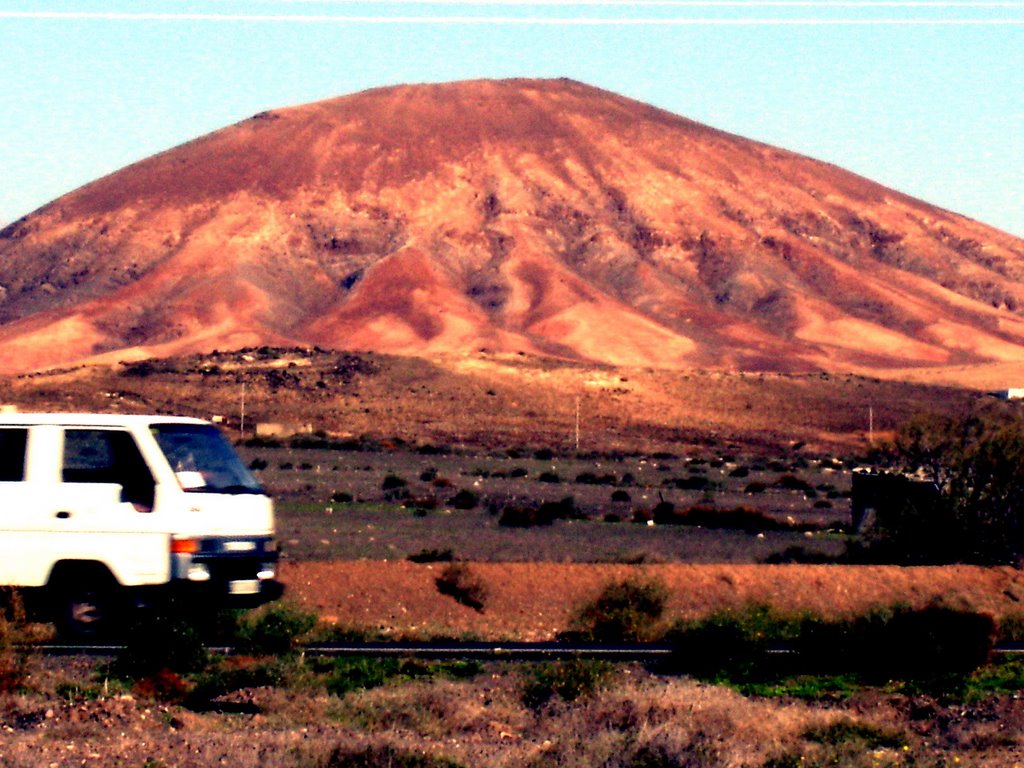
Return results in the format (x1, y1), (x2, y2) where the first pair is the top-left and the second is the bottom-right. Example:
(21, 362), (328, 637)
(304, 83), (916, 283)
(765, 720), (910, 768)
(664, 603), (995, 696)
(664, 604), (803, 682)
(565, 578), (669, 642)
(326, 656), (403, 696)
(653, 504), (787, 532)
(632, 508), (653, 524)
(112, 611), (209, 680)
(187, 657), (294, 708)
(120, 360), (177, 378)
(521, 659), (614, 709)
(325, 657), (483, 697)
(415, 443), (450, 455)
(449, 489), (479, 510)
(407, 548), (455, 563)
(877, 405), (1024, 564)
(498, 505), (547, 527)
(435, 564), (487, 612)
(669, 475), (711, 491)
(801, 604), (996, 684)
(312, 623), (377, 644)
(539, 496), (583, 520)
(804, 720), (906, 750)
(498, 500), (581, 527)
(775, 474), (813, 492)
(382, 474), (409, 501)
(407, 497), (441, 514)
(234, 603), (319, 655)
(964, 657), (1024, 701)
(651, 501), (675, 521)
(997, 611), (1024, 643)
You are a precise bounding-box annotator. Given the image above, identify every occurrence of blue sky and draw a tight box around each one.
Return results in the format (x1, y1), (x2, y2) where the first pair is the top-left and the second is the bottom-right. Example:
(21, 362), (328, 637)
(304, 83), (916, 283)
(2, 1), (1023, 236)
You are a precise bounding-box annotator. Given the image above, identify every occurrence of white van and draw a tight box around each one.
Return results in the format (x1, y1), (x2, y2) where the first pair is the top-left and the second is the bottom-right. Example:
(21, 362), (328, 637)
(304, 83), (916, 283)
(0, 413), (281, 638)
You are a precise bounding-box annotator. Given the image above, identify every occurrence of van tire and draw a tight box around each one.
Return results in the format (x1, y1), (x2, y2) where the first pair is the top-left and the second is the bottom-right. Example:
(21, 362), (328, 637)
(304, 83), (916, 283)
(49, 566), (122, 642)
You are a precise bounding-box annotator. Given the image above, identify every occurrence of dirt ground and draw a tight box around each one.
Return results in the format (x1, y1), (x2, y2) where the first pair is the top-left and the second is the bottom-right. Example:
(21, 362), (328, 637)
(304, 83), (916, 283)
(1, 562), (1023, 767)
(279, 560), (1024, 640)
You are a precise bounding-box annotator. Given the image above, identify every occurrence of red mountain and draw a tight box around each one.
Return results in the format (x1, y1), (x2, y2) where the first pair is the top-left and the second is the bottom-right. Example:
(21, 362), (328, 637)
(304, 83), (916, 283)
(2, 78), (1024, 375)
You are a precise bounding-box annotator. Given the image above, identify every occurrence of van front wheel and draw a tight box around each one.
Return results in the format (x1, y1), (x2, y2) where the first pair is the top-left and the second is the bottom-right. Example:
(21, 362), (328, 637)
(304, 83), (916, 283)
(51, 569), (121, 642)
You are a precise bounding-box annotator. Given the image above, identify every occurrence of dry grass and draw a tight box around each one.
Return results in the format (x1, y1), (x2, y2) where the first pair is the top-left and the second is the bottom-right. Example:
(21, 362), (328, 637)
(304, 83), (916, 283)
(328, 672), (830, 767)
(4, 641), (1024, 767)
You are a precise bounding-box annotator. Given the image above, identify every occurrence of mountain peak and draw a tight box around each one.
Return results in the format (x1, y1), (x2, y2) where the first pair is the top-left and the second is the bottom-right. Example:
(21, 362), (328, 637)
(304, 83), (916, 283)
(2, 78), (1024, 376)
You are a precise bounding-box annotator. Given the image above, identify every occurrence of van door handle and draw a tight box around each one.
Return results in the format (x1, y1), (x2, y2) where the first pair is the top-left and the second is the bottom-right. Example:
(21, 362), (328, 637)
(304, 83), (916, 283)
(55, 511), (71, 520)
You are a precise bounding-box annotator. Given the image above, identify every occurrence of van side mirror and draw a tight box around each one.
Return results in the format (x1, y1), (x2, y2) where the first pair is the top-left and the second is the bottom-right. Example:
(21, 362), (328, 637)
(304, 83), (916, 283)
(176, 471), (206, 490)
(120, 479), (155, 511)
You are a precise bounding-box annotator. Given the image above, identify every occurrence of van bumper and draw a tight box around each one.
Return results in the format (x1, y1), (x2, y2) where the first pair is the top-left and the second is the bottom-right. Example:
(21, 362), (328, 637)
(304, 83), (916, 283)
(170, 536), (282, 607)
(169, 576), (285, 608)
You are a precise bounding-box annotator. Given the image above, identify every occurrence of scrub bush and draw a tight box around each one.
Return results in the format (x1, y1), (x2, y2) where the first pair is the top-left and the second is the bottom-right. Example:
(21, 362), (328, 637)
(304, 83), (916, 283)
(435, 564), (487, 612)
(449, 489), (479, 510)
(234, 603), (319, 655)
(564, 578), (669, 642)
(521, 659), (614, 709)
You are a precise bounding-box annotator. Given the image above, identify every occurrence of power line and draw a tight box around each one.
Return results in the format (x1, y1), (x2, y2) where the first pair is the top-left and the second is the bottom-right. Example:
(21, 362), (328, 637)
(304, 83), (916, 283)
(2, 10), (1022, 22)
(156, 0), (1024, 6)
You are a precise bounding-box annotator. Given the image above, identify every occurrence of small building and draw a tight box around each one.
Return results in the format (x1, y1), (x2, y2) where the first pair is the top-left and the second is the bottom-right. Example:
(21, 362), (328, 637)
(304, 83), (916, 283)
(255, 422), (313, 439)
(850, 468), (940, 532)
(991, 388), (1024, 400)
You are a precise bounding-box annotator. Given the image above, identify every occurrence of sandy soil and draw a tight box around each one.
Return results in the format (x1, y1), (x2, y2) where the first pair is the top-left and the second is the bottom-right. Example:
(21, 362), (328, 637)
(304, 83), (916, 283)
(279, 560), (1024, 640)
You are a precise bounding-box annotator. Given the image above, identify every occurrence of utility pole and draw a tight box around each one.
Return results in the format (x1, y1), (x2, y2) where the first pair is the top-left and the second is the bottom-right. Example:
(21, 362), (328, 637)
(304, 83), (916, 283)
(575, 396), (581, 453)
(869, 405), (874, 444)
(240, 382), (246, 440)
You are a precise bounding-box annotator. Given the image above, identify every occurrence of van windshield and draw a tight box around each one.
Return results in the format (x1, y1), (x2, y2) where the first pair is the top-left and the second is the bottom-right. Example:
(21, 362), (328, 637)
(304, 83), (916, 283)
(151, 423), (264, 495)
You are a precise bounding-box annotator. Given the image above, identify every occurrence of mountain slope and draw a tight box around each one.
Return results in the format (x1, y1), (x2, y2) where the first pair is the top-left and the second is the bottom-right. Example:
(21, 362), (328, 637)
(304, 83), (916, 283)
(2, 78), (1024, 374)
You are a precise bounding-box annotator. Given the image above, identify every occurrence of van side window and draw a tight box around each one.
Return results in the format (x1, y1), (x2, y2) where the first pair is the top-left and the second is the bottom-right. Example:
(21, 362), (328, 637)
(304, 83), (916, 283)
(0, 428), (28, 482)
(63, 429), (155, 511)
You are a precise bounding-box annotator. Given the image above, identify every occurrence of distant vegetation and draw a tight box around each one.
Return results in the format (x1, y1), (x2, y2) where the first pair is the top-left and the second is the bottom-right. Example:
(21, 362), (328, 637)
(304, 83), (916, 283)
(862, 400), (1024, 564)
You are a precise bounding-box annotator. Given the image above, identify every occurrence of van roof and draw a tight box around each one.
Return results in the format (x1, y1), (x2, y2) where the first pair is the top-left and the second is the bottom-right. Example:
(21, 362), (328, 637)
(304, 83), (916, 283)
(0, 413), (213, 428)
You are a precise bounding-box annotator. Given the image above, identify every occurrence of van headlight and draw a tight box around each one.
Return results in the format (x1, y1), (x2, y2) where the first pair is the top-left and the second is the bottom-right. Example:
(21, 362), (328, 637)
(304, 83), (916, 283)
(187, 563), (211, 582)
(257, 564), (276, 581)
